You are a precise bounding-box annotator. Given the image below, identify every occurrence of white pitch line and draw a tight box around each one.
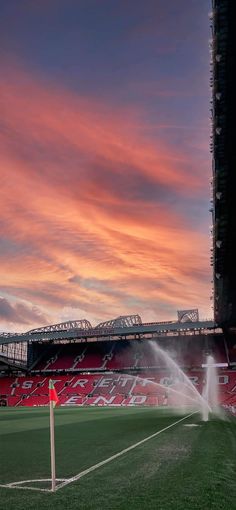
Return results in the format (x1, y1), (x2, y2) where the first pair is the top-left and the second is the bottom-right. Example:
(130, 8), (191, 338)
(7, 478), (67, 487)
(0, 412), (196, 493)
(56, 411), (197, 491)
(0, 484), (50, 493)
(0, 478), (67, 493)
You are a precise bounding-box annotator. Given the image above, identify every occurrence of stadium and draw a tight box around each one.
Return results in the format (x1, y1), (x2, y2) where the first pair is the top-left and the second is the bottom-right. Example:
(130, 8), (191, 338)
(1, 0), (236, 509)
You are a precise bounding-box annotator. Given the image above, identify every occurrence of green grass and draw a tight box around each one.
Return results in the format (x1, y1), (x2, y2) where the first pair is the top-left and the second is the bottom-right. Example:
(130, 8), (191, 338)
(0, 407), (236, 509)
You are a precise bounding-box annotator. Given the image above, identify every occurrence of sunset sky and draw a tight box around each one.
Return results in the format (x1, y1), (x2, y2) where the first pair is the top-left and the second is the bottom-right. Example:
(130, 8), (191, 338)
(0, 0), (212, 331)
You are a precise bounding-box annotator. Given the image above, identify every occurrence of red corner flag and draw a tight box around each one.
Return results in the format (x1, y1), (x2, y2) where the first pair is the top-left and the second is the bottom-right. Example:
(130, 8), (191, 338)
(49, 379), (59, 407)
(49, 379), (59, 492)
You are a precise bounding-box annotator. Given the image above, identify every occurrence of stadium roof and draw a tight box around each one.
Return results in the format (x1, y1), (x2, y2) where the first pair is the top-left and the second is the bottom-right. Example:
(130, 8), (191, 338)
(211, 0), (236, 326)
(0, 315), (216, 346)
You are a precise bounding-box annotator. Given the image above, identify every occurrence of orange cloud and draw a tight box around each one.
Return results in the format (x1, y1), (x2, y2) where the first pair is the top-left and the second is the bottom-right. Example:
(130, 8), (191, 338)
(0, 63), (211, 329)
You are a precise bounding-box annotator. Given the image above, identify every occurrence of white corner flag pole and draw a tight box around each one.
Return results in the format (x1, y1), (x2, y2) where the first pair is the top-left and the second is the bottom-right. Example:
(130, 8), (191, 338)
(50, 400), (56, 492)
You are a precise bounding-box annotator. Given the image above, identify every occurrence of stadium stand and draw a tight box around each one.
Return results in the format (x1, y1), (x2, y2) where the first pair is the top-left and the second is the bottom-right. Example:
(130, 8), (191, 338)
(29, 336), (229, 372)
(1, 353), (236, 409)
(0, 314), (235, 411)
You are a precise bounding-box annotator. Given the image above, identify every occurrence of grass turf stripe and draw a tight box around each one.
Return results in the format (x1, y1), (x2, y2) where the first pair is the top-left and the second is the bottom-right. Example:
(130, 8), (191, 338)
(55, 411), (196, 491)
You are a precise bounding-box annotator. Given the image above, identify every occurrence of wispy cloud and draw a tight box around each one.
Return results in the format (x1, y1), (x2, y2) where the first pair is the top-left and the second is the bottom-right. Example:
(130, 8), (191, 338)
(0, 63), (211, 329)
(0, 296), (49, 326)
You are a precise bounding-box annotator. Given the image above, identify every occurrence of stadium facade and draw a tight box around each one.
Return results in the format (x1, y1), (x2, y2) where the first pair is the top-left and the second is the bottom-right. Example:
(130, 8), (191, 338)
(211, 0), (236, 327)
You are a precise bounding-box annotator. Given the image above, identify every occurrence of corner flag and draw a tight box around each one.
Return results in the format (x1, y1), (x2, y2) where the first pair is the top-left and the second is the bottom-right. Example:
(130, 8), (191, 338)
(49, 379), (59, 407)
(49, 379), (59, 492)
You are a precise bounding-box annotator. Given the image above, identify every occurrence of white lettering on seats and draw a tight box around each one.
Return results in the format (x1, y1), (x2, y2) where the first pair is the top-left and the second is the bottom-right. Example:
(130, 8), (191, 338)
(98, 378), (113, 388)
(139, 378), (155, 387)
(22, 381), (34, 389)
(65, 396), (81, 405)
(72, 379), (88, 388)
(188, 377), (199, 385)
(218, 375), (228, 385)
(93, 396), (116, 405)
(118, 377), (132, 387)
(128, 396), (147, 404)
(160, 377), (175, 386)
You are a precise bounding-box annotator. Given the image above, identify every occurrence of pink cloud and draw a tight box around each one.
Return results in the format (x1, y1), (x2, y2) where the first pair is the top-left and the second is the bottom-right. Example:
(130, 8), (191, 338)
(0, 63), (211, 328)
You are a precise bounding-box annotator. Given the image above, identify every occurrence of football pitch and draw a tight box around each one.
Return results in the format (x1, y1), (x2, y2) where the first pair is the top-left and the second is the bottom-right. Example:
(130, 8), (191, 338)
(1, 407), (236, 510)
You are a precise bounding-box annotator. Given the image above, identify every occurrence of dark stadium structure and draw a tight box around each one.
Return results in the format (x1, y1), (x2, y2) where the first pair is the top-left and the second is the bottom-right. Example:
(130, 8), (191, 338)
(1, 0), (236, 413)
(211, 0), (236, 328)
